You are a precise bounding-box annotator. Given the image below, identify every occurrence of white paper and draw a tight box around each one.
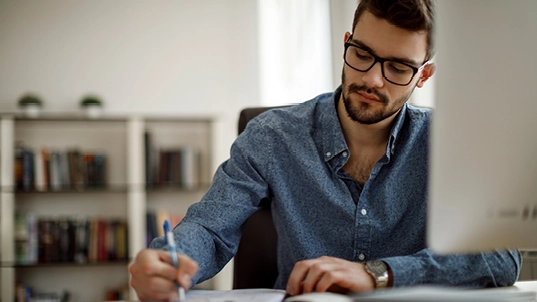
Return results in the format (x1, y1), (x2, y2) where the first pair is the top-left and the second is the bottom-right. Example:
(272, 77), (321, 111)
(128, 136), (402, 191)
(185, 289), (286, 302)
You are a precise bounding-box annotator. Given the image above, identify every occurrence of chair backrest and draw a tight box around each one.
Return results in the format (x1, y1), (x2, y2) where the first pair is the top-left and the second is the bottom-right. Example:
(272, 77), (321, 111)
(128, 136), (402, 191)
(232, 106), (288, 289)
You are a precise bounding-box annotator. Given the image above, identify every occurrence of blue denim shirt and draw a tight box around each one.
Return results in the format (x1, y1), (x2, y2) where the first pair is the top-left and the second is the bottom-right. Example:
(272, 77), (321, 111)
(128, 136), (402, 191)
(150, 88), (521, 289)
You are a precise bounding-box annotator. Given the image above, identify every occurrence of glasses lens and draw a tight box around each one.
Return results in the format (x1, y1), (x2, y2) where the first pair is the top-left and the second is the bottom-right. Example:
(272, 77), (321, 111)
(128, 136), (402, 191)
(345, 46), (375, 71)
(345, 45), (415, 85)
(383, 61), (414, 85)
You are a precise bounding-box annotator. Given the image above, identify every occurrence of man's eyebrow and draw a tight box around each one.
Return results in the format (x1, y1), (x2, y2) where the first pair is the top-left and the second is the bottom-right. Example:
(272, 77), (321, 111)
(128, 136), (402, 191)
(351, 38), (422, 67)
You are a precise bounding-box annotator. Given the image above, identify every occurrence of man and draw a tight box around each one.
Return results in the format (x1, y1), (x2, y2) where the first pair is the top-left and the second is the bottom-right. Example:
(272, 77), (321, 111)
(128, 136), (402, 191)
(129, 0), (521, 300)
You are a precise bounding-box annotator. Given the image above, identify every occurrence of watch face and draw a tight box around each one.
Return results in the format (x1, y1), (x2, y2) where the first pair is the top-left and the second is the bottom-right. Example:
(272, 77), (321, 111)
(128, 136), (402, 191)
(367, 260), (387, 275)
(366, 260), (389, 288)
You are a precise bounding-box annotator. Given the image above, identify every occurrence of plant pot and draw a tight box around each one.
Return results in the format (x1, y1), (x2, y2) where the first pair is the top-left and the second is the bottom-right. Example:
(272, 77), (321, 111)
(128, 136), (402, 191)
(83, 104), (103, 119)
(21, 103), (42, 118)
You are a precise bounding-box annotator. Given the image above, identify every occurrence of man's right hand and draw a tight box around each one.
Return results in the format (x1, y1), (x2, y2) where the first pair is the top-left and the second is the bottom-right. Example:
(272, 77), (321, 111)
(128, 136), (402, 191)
(129, 249), (199, 301)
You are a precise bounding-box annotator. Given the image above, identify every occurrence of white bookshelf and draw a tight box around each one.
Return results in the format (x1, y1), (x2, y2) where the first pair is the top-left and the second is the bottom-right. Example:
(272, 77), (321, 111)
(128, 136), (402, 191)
(0, 114), (216, 302)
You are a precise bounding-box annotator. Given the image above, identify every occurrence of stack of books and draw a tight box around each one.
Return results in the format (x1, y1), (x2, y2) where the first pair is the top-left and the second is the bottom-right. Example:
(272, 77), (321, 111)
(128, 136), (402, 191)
(144, 131), (201, 189)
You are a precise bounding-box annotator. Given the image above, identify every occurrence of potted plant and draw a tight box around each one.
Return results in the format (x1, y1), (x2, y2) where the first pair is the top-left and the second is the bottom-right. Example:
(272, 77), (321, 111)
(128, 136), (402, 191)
(80, 95), (103, 118)
(18, 94), (43, 118)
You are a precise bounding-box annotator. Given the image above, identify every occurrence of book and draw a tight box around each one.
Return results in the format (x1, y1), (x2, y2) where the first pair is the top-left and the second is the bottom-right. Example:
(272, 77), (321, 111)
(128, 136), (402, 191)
(21, 148), (35, 191)
(115, 220), (127, 261)
(42, 149), (50, 191)
(181, 146), (198, 189)
(34, 150), (45, 191)
(49, 151), (62, 191)
(15, 212), (30, 263)
(73, 216), (89, 263)
(38, 219), (54, 263)
(27, 212), (38, 263)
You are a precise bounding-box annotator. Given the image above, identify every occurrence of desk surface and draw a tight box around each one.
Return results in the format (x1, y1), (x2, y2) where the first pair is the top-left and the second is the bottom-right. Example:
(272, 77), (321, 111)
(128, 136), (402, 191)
(183, 281), (537, 302)
(514, 281), (537, 292)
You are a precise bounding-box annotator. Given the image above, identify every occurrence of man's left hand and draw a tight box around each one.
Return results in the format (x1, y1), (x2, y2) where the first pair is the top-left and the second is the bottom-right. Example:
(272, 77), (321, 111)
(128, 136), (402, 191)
(285, 256), (377, 296)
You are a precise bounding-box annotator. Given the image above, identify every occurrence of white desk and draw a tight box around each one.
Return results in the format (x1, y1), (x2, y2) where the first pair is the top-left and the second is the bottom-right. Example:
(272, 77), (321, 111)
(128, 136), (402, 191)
(514, 281), (537, 293)
(185, 281), (537, 302)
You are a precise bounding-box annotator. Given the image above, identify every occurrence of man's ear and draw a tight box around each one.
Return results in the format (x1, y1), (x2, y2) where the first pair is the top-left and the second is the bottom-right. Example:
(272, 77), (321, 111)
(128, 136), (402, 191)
(344, 32), (351, 43)
(417, 63), (436, 88)
(343, 32), (352, 59)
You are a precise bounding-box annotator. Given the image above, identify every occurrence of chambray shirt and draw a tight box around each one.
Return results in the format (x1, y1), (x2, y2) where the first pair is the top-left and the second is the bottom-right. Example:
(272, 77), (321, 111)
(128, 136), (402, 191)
(151, 88), (521, 289)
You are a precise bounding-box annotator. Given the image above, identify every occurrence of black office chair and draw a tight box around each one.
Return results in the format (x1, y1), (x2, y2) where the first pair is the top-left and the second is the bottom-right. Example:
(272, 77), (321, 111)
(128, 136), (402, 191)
(232, 106), (288, 289)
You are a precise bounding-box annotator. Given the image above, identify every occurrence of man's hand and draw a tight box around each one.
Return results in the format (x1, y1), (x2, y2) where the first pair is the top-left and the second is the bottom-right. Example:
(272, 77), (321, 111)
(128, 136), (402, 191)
(286, 256), (376, 296)
(128, 249), (198, 301)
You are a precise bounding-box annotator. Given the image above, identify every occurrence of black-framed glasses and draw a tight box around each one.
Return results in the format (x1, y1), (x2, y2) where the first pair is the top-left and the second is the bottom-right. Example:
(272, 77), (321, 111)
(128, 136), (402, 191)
(344, 36), (429, 86)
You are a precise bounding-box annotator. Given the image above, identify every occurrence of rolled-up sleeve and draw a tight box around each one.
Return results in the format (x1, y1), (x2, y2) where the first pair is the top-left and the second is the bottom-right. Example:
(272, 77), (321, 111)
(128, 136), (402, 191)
(382, 248), (521, 288)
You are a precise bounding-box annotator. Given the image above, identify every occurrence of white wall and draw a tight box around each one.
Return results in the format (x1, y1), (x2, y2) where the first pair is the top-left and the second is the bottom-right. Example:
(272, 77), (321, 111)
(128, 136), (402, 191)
(329, 0), (356, 90)
(0, 0), (260, 114)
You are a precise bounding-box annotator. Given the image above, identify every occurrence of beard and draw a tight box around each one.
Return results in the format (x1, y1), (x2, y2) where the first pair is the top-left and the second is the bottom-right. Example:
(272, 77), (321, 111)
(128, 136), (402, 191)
(341, 68), (415, 125)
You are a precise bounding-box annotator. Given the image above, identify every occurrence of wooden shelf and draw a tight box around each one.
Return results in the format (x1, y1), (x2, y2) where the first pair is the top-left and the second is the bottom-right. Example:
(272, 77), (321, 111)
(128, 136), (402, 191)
(2, 260), (130, 268)
(1, 115), (215, 302)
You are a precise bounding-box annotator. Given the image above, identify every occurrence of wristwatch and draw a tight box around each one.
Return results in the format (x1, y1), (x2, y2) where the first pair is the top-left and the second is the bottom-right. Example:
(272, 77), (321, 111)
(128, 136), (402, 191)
(365, 260), (389, 288)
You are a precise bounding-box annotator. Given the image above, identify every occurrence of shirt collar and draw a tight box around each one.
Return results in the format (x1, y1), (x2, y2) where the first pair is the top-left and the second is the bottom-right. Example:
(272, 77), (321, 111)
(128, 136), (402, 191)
(316, 86), (348, 162)
(316, 86), (409, 162)
(386, 103), (408, 159)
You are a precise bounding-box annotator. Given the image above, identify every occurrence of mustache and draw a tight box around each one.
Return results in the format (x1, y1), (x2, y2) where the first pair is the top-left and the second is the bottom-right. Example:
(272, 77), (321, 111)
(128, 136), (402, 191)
(347, 83), (389, 105)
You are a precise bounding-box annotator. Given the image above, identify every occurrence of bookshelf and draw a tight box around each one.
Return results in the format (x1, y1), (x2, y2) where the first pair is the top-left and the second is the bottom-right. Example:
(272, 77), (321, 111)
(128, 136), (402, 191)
(0, 114), (215, 302)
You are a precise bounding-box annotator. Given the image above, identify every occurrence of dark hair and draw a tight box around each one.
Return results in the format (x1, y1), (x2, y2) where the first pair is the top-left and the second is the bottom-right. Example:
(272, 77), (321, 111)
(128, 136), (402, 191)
(352, 0), (435, 61)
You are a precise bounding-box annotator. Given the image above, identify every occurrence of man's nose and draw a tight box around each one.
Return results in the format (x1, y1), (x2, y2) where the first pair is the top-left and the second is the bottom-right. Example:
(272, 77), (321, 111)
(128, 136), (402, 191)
(361, 61), (385, 88)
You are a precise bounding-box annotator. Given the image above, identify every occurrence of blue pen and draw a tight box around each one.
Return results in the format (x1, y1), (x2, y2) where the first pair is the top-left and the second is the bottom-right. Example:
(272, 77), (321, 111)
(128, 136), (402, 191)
(164, 220), (186, 302)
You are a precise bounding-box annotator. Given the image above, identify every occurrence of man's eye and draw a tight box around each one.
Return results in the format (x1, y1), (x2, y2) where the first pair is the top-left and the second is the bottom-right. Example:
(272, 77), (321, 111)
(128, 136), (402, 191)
(387, 62), (412, 74)
(355, 49), (372, 60)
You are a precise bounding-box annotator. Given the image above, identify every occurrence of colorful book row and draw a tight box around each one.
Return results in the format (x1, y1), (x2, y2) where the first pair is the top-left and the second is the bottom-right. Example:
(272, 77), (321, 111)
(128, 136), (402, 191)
(14, 145), (107, 192)
(15, 213), (127, 264)
(15, 282), (129, 302)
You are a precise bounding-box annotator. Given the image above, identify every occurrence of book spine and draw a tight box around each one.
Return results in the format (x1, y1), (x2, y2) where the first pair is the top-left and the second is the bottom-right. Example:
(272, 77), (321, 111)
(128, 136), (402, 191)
(73, 216), (88, 263)
(181, 146), (197, 189)
(42, 149), (50, 191)
(15, 212), (29, 263)
(49, 151), (61, 191)
(34, 150), (45, 192)
(27, 213), (38, 264)
(21, 148), (35, 191)
(58, 218), (70, 262)
(14, 145), (24, 191)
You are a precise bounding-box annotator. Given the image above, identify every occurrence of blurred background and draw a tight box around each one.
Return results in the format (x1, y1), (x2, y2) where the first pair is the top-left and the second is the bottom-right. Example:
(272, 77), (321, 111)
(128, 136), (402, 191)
(0, 1), (437, 301)
(0, 0), (433, 164)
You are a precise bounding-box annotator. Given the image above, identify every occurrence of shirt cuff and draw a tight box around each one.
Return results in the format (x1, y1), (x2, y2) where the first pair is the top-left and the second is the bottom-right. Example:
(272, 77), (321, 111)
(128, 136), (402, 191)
(382, 255), (427, 287)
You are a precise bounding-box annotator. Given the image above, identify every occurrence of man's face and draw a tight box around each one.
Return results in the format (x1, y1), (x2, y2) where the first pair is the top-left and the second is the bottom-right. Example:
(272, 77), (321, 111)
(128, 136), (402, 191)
(341, 10), (433, 125)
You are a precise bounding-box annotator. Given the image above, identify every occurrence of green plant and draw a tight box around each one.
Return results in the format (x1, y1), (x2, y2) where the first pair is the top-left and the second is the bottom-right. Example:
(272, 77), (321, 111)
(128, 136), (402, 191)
(18, 94), (43, 107)
(80, 96), (103, 107)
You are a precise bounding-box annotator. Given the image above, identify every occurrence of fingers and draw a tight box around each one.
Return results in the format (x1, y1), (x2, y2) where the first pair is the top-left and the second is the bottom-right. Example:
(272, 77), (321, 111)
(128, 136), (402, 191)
(285, 256), (375, 296)
(128, 249), (199, 301)
(176, 253), (199, 289)
(286, 258), (314, 295)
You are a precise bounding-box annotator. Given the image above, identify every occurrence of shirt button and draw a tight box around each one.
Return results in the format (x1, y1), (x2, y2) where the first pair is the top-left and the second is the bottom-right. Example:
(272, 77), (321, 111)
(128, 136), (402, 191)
(342, 151), (348, 157)
(358, 254), (365, 260)
(326, 152), (331, 157)
(361, 208), (367, 216)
